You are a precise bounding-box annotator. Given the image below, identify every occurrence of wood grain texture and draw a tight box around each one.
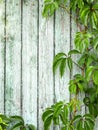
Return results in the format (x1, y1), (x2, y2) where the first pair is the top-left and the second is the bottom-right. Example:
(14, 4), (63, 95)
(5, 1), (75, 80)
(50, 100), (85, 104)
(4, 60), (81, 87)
(38, 0), (54, 129)
(0, 0), (97, 129)
(22, 0), (38, 126)
(0, 0), (5, 113)
(55, 8), (70, 103)
(5, 0), (21, 115)
(71, 15), (85, 115)
(95, 117), (98, 130)
(54, 7), (70, 130)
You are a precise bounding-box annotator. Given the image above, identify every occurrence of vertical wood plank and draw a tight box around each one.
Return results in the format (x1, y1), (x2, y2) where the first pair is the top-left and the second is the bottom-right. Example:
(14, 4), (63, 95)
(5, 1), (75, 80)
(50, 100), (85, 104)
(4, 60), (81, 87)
(0, 0), (5, 113)
(95, 117), (98, 130)
(22, 0), (38, 126)
(71, 15), (85, 115)
(54, 7), (70, 130)
(55, 8), (70, 103)
(38, 0), (54, 129)
(5, 0), (21, 115)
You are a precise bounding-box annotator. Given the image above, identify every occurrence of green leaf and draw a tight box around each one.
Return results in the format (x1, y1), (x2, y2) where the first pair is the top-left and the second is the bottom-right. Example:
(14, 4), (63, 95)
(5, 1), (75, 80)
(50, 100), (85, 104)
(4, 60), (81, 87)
(42, 0), (59, 17)
(72, 115), (82, 123)
(70, 0), (84, 11)
(53, 53), (66, 62)
(63, 106), (69, 120)
(53, 102), (63, 118)
(53, 52), (66, 74)
(68, 49), (80, 55)
(27, 124), (36, 130)
(88, 103), (98, 117)
(10, 116), (24, 125)
(42, 109), (54, 121)
(86, 0), (94, 3)
(53, 117), (59, 125)
(60, 105), (69, 125)
(67, 57), (73, 70)
(83, 97), (90, 106)
(44, 114), (53, 130)
(55, 0), (67, 5)
(77, 83), (83, 91)
(92, 70), (98, 85)
(75, 114), (95, 130)
(80, 6), (90, 26)
(0, 114), (10, 124)
(78, 54), (86, 66)
(61, 127), (66, 130)
(93, 37), (98, 50)
(86, 66), (94, 81)
(74, 32), (91, 52)
(10, 122), (23, 130)
(78, 53), (93, 67)
(77, 121), (83, 130)
(69, 83), (77, 94)
(90, 12), (97, 29)
(80, 3), (98, 29)
(53, 58), (63, 74)
(69, 74), (85, 94)
(60, 58), (66, 77)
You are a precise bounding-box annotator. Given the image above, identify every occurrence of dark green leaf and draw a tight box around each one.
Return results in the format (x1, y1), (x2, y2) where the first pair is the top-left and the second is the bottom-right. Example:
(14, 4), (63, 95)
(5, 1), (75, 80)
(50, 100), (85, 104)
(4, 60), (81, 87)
(53, 102), (63, 118)
(10, 116), (24, 125)
(60, 58), (66, 77)
(42, 109), (54, 121)
(53, 53), (66, 74)
(27, 124), (36, 130)
(44, 114), (53, 130)
(42, 0), (59, 17)
(83, 97), (90, 106)
(86, 66), (94, 81)
(92, 70), (98, 85)
(10, 122), (23, 130)
(68, 49), (80, 55)
(67, 57), (73, 70)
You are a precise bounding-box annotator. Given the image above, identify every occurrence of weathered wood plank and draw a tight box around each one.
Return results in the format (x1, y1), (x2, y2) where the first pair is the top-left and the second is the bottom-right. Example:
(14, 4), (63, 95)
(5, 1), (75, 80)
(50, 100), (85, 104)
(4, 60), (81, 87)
(54, 7), (70, 130)
(95, 117), (98, 130)
(38, 0), (54, 129)
(22, 0), (38, 126)
(0, 0), (5, 113)
(55, 8), (70, 103)
(71, 15), (85, 115)
(5, 0), (21, 115)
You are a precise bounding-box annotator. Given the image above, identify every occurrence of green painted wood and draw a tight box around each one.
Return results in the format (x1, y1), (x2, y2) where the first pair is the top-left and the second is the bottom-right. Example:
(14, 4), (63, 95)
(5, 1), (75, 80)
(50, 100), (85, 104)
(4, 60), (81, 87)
(0, 0), (5, 113)
(22, 0), (38, 126)
(38, 0), (54, 129)
(5, 0), (21, 115)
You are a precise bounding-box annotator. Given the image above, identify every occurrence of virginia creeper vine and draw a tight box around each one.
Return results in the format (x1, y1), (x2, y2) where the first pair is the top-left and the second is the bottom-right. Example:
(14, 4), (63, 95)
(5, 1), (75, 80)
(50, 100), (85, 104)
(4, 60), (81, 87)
(42, 0), (98, 130)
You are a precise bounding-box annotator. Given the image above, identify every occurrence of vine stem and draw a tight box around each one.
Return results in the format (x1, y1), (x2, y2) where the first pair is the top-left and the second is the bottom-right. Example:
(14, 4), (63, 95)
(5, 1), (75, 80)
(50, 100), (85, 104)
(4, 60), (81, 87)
(70, 104), (85, 125)
(73, 93), (78, 117)
(59, 2), (87, 124)
(72, 60), (83, 70)
(59, 4), (72, 17)
(59, 4), (83, 31)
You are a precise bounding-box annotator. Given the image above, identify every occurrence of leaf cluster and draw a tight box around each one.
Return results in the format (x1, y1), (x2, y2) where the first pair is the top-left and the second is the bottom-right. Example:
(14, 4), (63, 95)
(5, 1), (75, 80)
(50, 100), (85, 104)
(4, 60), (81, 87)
(42, 101), (95, 130)
(42, 0), (98, 130)
(0, 114), (36, 130)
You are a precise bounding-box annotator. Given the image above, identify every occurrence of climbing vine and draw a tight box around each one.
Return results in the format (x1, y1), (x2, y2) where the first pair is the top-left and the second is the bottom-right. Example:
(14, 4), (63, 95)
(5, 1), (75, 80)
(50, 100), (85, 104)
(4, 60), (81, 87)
(42, 0), (98, 130)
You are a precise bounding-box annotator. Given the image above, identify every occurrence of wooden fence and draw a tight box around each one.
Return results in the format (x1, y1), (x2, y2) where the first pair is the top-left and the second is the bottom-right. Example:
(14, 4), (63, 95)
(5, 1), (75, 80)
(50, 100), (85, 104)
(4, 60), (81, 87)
(0, 0), (98, 129)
